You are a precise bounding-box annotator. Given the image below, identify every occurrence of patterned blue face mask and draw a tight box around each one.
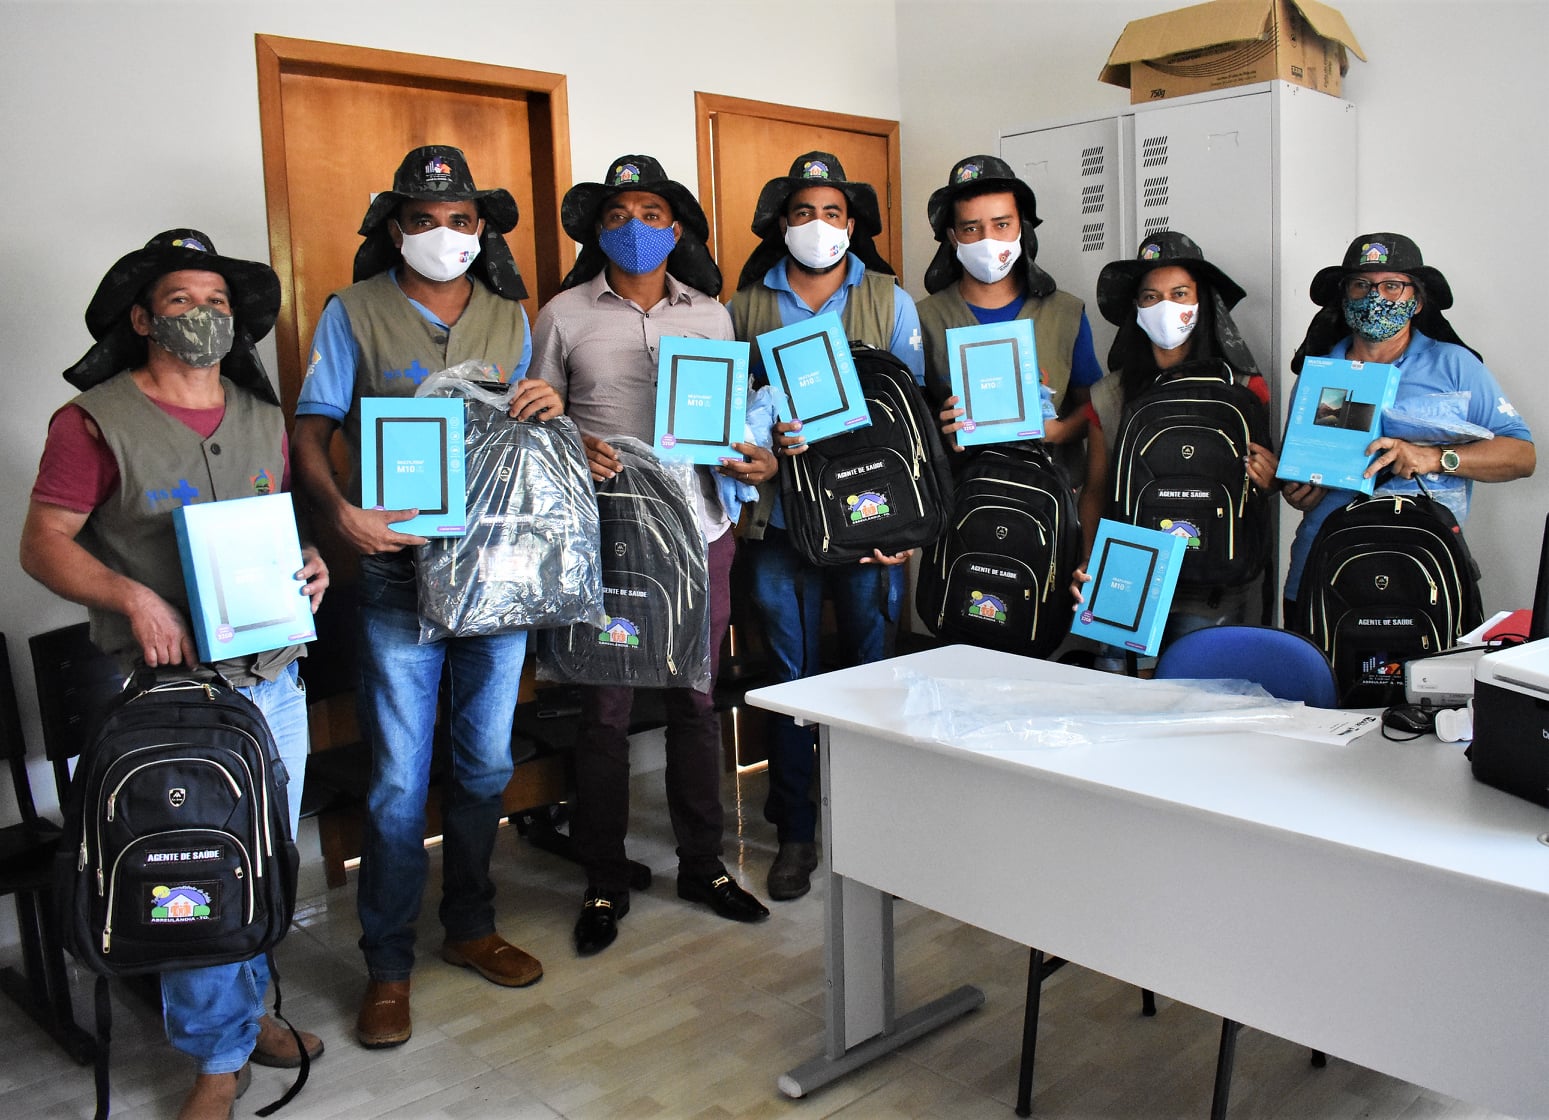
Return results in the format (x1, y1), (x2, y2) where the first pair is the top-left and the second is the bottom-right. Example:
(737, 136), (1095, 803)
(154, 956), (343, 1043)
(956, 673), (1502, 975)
(1343, 292), (1418, 343)
(597, 218), (677, 276)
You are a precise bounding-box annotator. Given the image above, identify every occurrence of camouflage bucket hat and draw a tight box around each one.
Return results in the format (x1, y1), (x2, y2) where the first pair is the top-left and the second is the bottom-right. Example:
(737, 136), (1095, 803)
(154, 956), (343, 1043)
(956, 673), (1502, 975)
(749, 151), (882, 239)
(558, 154), (721, 295)
(921, 154), (1054, 297)
(1095, 230), (1246, 326)
(64, 229), (281, 402)
(352, 144), (528, 300)
(1307, 232), (1452, 310)
(357, 144), (519, 236)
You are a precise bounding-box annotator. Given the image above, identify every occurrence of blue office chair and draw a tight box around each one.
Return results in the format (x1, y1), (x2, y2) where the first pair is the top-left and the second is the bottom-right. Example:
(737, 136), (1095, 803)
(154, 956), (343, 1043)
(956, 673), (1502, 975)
(1015, 625), (1338, 1118)
(1157, 624), (1336, 1119)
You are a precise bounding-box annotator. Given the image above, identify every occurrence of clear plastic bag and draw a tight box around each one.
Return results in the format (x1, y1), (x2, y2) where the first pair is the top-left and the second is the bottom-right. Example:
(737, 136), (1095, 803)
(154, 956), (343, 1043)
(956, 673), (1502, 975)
(897, 670), (1301, 749)
(1381, 392), (1495, 445)
(413, 363), (603, 639)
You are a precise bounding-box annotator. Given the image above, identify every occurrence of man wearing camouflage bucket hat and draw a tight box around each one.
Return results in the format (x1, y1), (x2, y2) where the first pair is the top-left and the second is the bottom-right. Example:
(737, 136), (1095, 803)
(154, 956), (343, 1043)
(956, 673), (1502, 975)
(919, 155), (1103, 465)
(532, 155), (776, 955)
(728, 152), (924, 903)
(293, 145), (562, 1048)
(22, 229), (330, 1118)
(1281, 232), (1534, 614)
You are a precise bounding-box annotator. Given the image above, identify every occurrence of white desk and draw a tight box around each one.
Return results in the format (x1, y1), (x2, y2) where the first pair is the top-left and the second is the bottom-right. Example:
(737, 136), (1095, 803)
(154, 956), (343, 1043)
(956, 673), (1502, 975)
(747, 646), (1549, 1118)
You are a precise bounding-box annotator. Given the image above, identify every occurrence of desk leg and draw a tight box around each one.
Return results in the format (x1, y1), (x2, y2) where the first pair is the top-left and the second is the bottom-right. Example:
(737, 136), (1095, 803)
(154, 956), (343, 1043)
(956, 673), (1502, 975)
(777, 724), (984, 1099)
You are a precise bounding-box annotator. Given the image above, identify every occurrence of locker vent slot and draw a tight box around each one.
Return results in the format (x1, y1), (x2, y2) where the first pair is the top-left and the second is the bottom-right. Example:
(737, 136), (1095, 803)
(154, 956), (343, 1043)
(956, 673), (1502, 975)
(1080, 184), (1105, 215)
(1141, 176), (1169, 209)
(1144, 216), (1171, 236)
(1141, 136), (1170, 167)
(1081, 223), (1106, 253)
(1080, 146), (1105, 176)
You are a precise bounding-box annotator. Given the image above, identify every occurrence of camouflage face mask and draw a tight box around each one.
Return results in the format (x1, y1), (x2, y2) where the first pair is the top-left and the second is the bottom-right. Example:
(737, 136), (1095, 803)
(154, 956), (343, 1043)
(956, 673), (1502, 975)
(148, 304), (236, 368)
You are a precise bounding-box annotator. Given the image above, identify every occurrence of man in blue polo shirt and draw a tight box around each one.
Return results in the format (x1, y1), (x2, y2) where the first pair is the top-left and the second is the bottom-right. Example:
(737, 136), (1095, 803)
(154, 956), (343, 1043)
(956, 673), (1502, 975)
(729, 152), (923, 902)
(292, 146), (560, 1050)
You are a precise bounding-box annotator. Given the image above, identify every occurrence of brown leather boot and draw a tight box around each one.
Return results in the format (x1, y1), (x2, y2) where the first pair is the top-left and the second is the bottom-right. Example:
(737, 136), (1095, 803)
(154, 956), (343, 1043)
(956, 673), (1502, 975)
(356, 978), (412, 1049)
(440, 932), (543, 987)
(176, 1062), (249, 1120)
(251, 1012), (325, 1068)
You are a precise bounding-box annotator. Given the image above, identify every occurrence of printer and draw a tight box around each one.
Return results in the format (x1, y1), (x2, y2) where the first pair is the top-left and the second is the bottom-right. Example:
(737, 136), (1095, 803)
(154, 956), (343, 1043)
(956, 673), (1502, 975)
(1470, 637), (1549, 807)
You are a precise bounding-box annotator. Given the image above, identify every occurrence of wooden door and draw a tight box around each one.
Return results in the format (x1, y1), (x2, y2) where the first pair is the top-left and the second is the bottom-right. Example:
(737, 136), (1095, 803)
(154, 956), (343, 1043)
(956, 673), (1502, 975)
(695, 94), (902, 296)
(255, 35), (572, 419)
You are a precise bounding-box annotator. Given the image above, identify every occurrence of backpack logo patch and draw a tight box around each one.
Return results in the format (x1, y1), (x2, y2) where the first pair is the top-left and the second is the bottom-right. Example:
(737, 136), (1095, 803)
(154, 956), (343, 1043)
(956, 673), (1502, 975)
(964, 591), (1008, 623)
(168, 788), (187, 808)
(598, 616), (642, 648)
(846, 490), (890, 523)
(1159, 518), (1202, 550)
(148, 883), (215, 923)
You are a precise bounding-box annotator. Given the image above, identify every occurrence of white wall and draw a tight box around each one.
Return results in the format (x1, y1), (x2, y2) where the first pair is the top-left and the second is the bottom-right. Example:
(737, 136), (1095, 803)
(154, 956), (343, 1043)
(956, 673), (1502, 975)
(0, 0), (902, 784)
(896, 0), (1549, 617)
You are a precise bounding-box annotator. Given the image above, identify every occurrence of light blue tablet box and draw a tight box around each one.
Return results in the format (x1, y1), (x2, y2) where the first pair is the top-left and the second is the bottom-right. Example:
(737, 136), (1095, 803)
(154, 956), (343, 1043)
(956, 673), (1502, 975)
(173, 492), (316, 663)
(1069, 518), (1187, 657)
(654, 337), (750, 466)
(1276, 356), (1401, 495)
(755, 311), (872, 445)
(360, 397), (466, 537)
(946, 319), (1045, 447)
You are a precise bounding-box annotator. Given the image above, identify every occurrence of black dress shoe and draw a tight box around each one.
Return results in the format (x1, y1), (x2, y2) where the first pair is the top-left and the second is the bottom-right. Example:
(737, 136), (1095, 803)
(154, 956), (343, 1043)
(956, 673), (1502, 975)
(573, 889), (629, 956)
(677, 871), (770, 922)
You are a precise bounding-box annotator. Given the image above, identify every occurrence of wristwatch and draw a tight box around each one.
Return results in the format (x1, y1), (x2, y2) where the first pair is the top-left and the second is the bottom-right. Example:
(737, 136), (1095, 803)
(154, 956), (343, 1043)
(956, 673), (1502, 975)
(1439, 448), (1461, 474)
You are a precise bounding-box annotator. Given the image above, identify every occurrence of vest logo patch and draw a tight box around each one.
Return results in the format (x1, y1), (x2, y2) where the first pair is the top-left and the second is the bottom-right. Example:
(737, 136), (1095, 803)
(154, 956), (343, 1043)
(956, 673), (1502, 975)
(846, 490), (891, 523)
(382, 360), (434, 385)
(250, 468), (275, 495)
(964, 590), (1007, 624)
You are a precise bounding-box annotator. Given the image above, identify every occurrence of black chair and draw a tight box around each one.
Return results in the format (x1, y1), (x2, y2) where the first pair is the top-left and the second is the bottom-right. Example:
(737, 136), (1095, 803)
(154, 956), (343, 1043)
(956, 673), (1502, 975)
(0, 631), (94, 1063)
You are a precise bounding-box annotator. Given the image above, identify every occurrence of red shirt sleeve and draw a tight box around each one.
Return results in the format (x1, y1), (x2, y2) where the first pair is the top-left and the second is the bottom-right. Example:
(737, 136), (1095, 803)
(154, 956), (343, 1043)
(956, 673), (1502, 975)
(31, 404), (119, 513)
(1246, 374), (1271, 407)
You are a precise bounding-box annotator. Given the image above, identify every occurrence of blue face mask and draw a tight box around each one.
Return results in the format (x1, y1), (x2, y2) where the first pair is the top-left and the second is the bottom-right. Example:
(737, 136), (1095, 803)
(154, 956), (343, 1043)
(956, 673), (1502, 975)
(597, 218), (677, 275)
(1343, 292), (1418, 343)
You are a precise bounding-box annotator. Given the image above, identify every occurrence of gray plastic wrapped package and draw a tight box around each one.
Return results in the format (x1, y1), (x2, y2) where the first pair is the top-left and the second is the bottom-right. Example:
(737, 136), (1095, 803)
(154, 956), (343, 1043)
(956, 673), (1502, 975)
(414, 365), (603, 639)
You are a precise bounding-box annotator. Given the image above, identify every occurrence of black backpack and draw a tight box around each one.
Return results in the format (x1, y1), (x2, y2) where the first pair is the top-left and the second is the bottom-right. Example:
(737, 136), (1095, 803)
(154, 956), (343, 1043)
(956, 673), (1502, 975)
(780, 343), (953, 566)
(1107, 359), (1272, 589)
(1296, 488), (1484, 707)
(56, 672), (306, 1117)
(539, 439), (711, 691)
(916, 443), (1081, 659)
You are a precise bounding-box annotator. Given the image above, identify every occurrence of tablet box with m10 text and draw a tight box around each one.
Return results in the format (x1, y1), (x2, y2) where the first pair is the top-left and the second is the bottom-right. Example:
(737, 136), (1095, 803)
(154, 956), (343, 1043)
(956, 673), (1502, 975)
(654, 336), (750, 465)
(1069, 518), (1187, 657)
(755, 311), (871, 445)
(361, 397), (467, 537)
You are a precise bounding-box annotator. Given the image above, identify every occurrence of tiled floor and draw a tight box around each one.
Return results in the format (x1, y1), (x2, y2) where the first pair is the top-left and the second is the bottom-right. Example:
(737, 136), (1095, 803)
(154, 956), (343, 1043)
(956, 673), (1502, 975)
(0, 763), (1513, 1119)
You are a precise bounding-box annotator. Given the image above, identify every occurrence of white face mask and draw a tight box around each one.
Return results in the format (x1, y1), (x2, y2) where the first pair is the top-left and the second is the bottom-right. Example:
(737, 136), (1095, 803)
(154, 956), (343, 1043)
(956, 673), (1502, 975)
(784, 219), (850, 271)
(1135, 300), (1200, 352)
(954, 236), (1022, 285)
(396, 222), (482, 282)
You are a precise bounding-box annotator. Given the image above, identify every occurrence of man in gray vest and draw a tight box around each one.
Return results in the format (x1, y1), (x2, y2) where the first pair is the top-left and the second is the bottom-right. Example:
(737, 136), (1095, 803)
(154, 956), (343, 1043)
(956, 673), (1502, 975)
(293, 146), (561, 1049)
(729, 152), (923, 903)
(21, 229), (328, 1119)
(919, 155), (1102, 462)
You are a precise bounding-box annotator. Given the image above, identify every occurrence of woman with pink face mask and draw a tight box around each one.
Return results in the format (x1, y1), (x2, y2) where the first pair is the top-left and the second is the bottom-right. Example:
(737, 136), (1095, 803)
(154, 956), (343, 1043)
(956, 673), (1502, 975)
(1073, 232), (1280, 669)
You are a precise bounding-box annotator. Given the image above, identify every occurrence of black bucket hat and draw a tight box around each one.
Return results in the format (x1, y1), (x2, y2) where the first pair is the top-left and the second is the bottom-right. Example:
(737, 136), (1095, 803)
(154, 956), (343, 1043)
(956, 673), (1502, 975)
(63, 229), (281, 404)
(922, 155), (1055, 298)
(557, 154), (721, 296)
(1095, 231), (1246, 325)
(352, 145), (527, 300)
(1097, 231), (1258, 378)
(1293, 231), (1474, 372)
(735, 151), (893, 290)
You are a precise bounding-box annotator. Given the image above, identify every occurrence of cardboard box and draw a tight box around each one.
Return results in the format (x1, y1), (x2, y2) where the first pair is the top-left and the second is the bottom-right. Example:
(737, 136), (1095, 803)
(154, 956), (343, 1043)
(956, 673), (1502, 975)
(173, 492), (317, 663)
(1100, 0), (1365, 104)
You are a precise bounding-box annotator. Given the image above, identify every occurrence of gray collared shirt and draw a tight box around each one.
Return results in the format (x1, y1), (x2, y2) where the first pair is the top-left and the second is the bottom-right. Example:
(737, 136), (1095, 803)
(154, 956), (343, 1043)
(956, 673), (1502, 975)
(531, 270), (735, 538)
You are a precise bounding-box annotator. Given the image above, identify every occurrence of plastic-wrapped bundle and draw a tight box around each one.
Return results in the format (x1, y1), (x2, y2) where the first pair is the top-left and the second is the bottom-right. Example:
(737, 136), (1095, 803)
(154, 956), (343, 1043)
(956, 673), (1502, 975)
(415, 367), (602, 639)
(539, 437), (712, 693)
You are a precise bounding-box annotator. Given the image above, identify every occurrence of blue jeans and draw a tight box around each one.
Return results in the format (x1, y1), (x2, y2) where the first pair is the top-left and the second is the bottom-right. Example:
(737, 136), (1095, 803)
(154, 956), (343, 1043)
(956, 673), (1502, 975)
(162, 660), (308, 1075)
(746, 530), (899, 843)
(355, 557), (526, 980)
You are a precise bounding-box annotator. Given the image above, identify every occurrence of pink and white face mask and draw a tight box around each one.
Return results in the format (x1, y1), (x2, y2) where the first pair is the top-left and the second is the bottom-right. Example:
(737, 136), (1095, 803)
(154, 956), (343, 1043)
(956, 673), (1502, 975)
(1135, 299), (1199, 351)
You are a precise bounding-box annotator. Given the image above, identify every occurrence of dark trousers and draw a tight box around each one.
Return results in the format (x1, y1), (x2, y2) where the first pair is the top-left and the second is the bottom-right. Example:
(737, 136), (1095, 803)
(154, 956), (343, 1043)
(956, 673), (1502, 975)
(573, 530), (735, 892)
